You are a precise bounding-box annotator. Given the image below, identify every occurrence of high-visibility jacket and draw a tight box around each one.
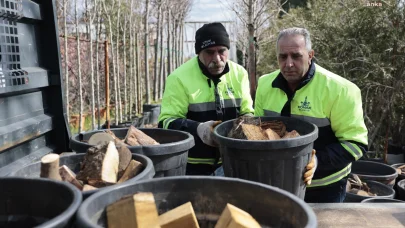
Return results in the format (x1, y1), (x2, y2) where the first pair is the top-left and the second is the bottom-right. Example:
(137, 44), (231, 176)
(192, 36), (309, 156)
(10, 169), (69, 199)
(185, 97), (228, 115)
(158, 57), (254, 166)
(254, 61), (368, 187)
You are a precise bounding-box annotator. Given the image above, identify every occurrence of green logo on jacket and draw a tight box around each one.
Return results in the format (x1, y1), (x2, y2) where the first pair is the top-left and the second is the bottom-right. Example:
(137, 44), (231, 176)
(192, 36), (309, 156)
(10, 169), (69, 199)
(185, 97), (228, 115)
(298, 96), (311, 112)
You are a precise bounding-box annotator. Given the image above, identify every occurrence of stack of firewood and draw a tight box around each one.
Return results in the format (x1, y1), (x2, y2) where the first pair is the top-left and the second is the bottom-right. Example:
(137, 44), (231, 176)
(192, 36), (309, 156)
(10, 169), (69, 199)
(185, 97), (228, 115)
(227, 116), (300, 140)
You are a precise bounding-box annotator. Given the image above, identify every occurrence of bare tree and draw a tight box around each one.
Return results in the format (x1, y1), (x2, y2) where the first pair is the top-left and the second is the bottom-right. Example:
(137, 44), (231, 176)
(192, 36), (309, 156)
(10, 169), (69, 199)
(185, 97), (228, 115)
(63, 0), (69, 123)
(75, 0), (83, 133)
(122, 13), (128, 121)
(153, 0), (163, 102)
(158, 0), (166, 99)
(144, 0), (151, 104)
(95, 10), (102, 129)
(166, 6), (171, 74)
(129, 0), (135, 120)
(115, 0), (122, 123)
(88, 0), (98, 130)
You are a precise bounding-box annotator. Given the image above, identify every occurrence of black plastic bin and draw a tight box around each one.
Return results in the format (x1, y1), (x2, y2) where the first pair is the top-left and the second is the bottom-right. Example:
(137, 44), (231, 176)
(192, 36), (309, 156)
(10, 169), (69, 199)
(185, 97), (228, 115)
(70, 128), (194, 177)
(76, 176), (317, 228)
(0, 177), (82, 227)
(143, 104), (161, 125)
(213, 116), (318, 199)
(351, 160), (398, 188)
(7, 153), (155, 199)
(397, 179), (405, 201)
(344, 180), (395, 202)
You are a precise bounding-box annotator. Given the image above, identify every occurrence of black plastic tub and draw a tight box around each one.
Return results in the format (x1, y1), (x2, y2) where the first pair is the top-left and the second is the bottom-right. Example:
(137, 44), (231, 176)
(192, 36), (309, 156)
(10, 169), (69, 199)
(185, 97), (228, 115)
(76, 176), (317, 228)
(345, 180), (395, 202)
(351, 160), (398, 187)
(213, 116), (318, 199)
(7, 153), (155, 199)
(143, 103), (161, 125)
(361, 198), (404, 203)
(391, 163), (405, 182)
(397, 179), (405, 201)
(0, 177), (82, 228)
(70, 128), (194, 177)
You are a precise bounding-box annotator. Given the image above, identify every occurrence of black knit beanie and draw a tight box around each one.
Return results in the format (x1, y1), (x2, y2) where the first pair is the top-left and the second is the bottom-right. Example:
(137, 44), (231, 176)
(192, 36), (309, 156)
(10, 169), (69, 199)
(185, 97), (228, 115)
(195, 22), (230, 54)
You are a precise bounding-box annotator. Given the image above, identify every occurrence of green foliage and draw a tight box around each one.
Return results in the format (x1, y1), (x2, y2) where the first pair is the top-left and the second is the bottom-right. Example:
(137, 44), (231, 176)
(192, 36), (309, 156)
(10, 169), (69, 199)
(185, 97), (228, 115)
(258, 0), (405, 152)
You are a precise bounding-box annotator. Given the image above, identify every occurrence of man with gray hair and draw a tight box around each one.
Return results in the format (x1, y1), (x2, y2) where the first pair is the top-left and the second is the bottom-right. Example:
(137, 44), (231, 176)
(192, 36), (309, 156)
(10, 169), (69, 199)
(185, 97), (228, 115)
(254, 27), (368, 202)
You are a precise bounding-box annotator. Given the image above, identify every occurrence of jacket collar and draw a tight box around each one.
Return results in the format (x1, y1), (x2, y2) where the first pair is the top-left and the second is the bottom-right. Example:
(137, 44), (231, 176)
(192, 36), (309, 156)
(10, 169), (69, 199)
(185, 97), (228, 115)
(272, 60), (316, 93)
(197, 57), (230, 87)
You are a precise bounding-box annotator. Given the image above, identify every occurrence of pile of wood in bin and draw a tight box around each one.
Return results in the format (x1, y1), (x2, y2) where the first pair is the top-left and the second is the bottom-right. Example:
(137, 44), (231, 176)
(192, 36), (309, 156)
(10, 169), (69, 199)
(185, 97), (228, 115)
(227, 116), (300, 140)
(107, 192), (261, 228)
(40, 126), (160, 191)
(346, 174), (377, 196)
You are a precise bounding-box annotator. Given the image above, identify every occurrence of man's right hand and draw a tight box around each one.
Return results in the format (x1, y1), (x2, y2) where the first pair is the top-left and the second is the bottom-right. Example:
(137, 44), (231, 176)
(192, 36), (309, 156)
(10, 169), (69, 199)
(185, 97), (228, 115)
(197, 120), (220, 147)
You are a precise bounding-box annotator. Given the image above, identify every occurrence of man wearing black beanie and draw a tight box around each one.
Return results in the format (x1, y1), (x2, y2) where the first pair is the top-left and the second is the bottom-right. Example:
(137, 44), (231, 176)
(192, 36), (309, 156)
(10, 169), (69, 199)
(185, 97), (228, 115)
(158, 22), (254, 175)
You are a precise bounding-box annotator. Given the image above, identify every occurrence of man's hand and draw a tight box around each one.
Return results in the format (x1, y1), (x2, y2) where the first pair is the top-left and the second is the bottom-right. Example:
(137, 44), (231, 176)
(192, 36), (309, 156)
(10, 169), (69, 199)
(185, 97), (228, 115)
(197, 120), (221, 147)
(304, 149), (317, 185)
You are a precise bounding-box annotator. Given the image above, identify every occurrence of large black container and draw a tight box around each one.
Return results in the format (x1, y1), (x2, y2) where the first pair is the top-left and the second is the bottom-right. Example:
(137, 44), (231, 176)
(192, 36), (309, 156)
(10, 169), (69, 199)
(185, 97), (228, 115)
(391, 163), (405, 182)
(397, 179), (405, 201)
(345, 180), (395, 202)
(213, 116), (318, 199)
(70, 128), (194, 177)
(143, 103), (161, 125)
(0, 177), (82, 227)
(76, 176), (317, 228)
(7, 153), (155, 199)
(351, 160), (398, 188)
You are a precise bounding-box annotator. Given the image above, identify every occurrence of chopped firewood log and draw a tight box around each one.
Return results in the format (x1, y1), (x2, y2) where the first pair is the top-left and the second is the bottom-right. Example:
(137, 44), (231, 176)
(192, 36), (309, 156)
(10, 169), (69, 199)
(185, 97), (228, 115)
(117, 159), (144, 183)
(159, 202), (199, 228)
(264, 128), (281, 140)
(59, 165), (83, 190)
(115, 142), (132, 179)
(82, 184), (98, 191)
(125, 126), (159, 146)
(76, 141), (120, 187)
(282, 130), (300, 139)
(260, 120), (286, 137)
(88, 132), (114, 146)
(215, 203), (261, 228)
(107, 192), (160, 228)
(40, 153), (62, 181)
(105, 130), (126, 145)
(241, 124), (268, 140)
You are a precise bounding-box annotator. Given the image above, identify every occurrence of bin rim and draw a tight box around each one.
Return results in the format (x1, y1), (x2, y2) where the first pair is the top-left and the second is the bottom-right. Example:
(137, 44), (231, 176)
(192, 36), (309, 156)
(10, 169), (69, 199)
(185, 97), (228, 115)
(77, 176), (317, 228)
(0, 177), (82, 228)
(352, 160), (398, 180)
(212, 116), (319, 149)
(70, 128), (195, 156)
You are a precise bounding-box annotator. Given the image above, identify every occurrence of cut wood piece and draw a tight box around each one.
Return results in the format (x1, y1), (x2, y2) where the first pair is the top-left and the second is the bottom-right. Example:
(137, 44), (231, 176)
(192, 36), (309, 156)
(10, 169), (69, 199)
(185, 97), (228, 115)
(125, 126), (140, 146)
(88, 132), (114, 146)
(76, 141), (120, 187)
(107, 192), (160, 228)
(118, 159), (144, 183)
(82, 184), (98, 191)
(125, 126), (160, 146)
(59, 165), (83, 190)
(115, 142), (133, 179)
(260, 120), (287, 137)
(159, 202), (199, 228)
(215, 203), (261, 228)
(105, 129), (126, 144)
(241, 124), (267, 140)
(40, 153), (62, 181)
(264, 128), (281, 140)
(282, 130), (300, 139)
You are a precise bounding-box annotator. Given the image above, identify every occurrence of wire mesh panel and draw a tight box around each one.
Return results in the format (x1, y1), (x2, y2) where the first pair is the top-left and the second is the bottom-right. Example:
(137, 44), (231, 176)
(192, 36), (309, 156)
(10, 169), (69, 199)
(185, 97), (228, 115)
(0, 0), (25, 88)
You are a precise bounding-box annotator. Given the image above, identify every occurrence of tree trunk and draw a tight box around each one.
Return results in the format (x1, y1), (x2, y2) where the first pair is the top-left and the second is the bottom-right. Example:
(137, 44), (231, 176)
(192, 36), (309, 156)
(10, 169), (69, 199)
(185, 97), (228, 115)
(144, 0), (151, 104)
(129, 0), (134, 120)
(247, 0), (256, 100)
(76, 0), (83, 133)
(116, 2), (122, 123)
(179, 21), (184, 65)
(63, 0), (69, 124)
(153, 1), (161, 102)
(159, 4), (165, 99)
(88, 0), (96, 130)
(96, 11), (101, 129)
(136, 33), (142, 113)
(123, 14), (128, 121)
(166, 8), (171, 74)
(171, 17), (176, 70)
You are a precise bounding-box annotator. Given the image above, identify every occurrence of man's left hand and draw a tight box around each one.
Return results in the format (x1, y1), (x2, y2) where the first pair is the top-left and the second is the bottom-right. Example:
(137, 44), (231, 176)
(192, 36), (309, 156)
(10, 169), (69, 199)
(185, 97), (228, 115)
(304, 149), (317, 185)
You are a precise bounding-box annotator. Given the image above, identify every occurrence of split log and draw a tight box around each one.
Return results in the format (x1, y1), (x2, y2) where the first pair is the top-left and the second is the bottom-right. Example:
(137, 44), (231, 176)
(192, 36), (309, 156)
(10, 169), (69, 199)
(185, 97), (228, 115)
(76, 141), (120, 187)
(88, 132), (114, 145)
(264, 128), (281, 140)
(40, 153), (62, 181)
(241, 124), (267, 140)
(82, 184), (98, 191)
(215, 203), (261, 228)
(282, 130), (300, 139)
(117, 159), (144, 183)
(115, 142), (132, 179)
(125, 126), (159, 146)
(159, 202), (199, 228)
(59, 165), (83, 190)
